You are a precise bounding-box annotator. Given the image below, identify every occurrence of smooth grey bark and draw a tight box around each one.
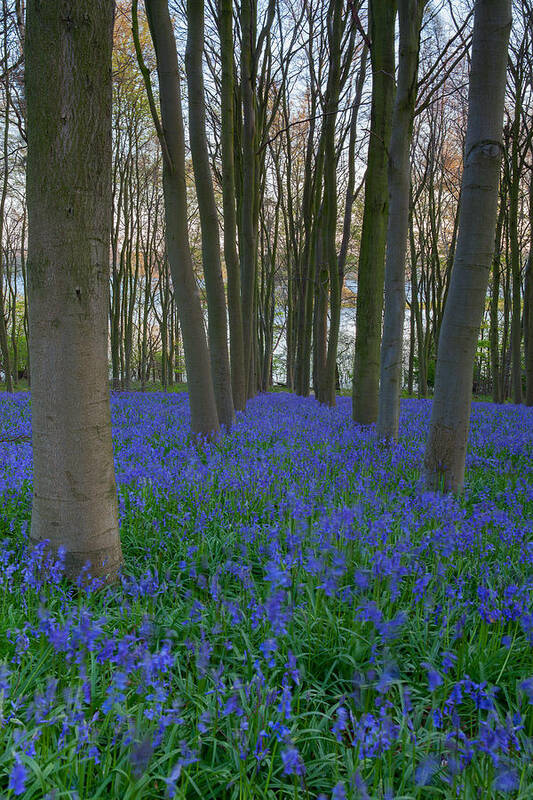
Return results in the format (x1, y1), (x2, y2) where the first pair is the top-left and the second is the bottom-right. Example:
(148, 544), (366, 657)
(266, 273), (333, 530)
(26, 0), (123, 581)
(377, 0), (424, 441)
(138, 0), (219, 438)
(186, 0), (235, 429)
(218, 0), (246, 412)
(423, 0), (511, 492)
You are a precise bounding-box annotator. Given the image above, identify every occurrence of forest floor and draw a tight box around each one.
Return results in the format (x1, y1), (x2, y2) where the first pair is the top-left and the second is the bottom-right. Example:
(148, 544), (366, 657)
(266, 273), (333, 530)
(0, 392), (532, 799)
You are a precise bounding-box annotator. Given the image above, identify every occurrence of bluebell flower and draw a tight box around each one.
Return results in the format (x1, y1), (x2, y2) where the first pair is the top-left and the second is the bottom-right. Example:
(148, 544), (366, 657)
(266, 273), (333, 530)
(281, 744), (305, 776)
(331, 705), (348, 743)
(493, 768), (519, 792)
(423, 663), (443, 692)
(331, 781), (346, 800)
(9, 757), (28, 796)
(415, 756), (439, 786)
(519, 678), (533, 704)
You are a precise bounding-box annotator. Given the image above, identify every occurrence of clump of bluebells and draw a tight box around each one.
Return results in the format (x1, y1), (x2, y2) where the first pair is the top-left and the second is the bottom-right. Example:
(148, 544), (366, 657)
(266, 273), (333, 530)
(0, 390), (533, 798)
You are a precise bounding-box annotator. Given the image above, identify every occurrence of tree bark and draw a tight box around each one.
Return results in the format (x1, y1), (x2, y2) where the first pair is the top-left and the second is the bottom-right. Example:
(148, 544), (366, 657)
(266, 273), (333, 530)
(490, 201), (504, 404)
(26, 0), (123, 581)
(525, 151), (533, 405)
(219, 0), (246, 412)
(140, 0), (219, 438)
(0, 1), (13, 393)
(186, 0), (235, 429)
(352, 0), (396, 424)
(423, 0), (511, 492)
(320, 0), (343, 406)
(506, 91), (524, 405)
(240, 0), (257, 400)
(377, 0), (424, 441)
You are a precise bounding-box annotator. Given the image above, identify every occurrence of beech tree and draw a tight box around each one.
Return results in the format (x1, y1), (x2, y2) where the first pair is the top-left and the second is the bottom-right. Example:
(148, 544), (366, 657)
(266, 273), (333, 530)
(0, 0), (13, 392)
(134, 0), (220, 438)
(218, 0), (246, 411)
(423, 0), (512, 492)
(377, 0), (425, 441)
(25, 0), (123, 580)
(186, 0), (235, 429)
(3, 0), (529, 413)
(352, 0), (396, 425)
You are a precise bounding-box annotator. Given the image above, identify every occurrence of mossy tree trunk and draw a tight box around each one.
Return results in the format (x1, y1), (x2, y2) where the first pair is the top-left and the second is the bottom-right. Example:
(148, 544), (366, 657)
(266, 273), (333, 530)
(352, 0), (396, 424)
(377, 0), (425, 441)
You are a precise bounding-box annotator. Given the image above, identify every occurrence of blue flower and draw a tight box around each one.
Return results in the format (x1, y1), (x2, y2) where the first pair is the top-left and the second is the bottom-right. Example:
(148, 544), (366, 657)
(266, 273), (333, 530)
(423, 663), (443, 692)
(331, 781), (346, 800)
(281, 744), (305, 776)
(415, 756), (439, 786)
(9, 757), (28, 796)
(493, 768), (519, 792)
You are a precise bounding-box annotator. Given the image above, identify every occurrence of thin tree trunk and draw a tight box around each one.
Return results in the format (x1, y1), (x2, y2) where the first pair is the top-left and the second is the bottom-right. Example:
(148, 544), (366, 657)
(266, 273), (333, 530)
(0, 1), (13, 392)
(352, 0), (396, 424)
(186, 0), (234, 428)
(240, 0), (257, 400)
(525, 151), (533, 405)
(26, 0), (123, 580)
(407, 299), (415, 395)
(508, 97), (523, 404)
(219, 0), (246, 412)
(321, 0), (343, 406)
(294, 65), (318, 398)
(490, 201), (504, 403)
(377, 0), (424, 441)
(500, 219), (511, 401)
(423, 0), (511, 492)
(137, 0), (219, 438)
(409, 204), (427, 397)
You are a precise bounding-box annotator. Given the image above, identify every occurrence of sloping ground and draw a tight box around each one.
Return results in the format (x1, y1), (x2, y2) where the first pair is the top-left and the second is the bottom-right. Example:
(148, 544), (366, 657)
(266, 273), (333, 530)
(0, 392), (532, 799)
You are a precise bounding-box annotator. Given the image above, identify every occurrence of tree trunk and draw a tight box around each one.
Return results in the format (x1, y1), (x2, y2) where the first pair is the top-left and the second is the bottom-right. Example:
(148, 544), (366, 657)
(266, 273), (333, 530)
(294, 69), (318, 398)
(26, 0), (123, 581)
(186, 0), (235, 428)
(409, 205), (427, 397)
(490, 201), (504, 404)
(352, 0), (396, 424)
(0, 3), (13, 393)
(377, 0), (424, 441)
(508, 98), (523, 404)
(525, 154), (533, 405)
(423, 0), (511, 492)
(321, 0), (343, 407)
(219, 0), (246, 412)
(240, 0), (257, 400)
(140, 0), (219, 438)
